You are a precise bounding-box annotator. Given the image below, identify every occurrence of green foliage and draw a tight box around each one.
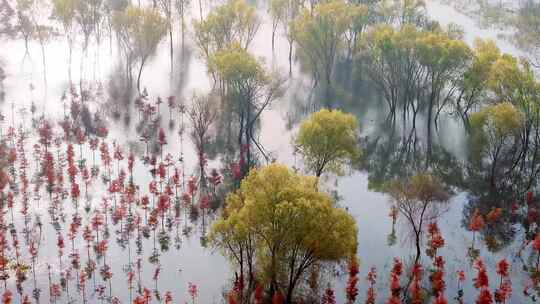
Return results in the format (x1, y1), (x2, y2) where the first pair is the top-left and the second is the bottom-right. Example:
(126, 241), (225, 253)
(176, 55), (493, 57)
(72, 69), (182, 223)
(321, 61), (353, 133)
(488, 55), (540, 109)
(193, 0), (259, 62)
(455, 39), (501, 119)
(290, 0), (360, 87)
(361, 23), (471, 142)
(209, 43), (283, 170)
(210, 164), (357, 299)
(113, 6), (166, 59)
(470, 102), (524, 152)
(295, 109), (360, 177)
(113, 5), (167, 92)
(469, 102), (524, 187)
(209, 43), (267, 87)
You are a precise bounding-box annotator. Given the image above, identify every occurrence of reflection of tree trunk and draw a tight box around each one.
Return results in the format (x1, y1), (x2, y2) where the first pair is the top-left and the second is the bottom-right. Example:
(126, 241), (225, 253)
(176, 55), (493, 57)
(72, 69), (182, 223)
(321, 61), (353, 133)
(68, 36), (73, 84)
(271, 23), (277, 51)
(288, 40), (293, 75)
(245, 105), (251, 169)
(81, 41), (89, 100)
(490, 146), (500, 188)
(137, 57), (147, 95)
(23, 37), (30, 62)
(39, 41), (48, 105)
(199, 0), (203, 21)
(325, 71), (331, 104)
(426, 98), (434, 164)
(181, 14), (185, 51)
(169, 20), (174, 76)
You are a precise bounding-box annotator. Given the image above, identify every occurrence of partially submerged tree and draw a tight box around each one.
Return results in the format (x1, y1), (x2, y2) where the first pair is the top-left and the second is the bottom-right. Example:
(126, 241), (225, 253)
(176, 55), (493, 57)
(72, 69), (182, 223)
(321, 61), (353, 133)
(174, 0), (190, 50)
(268, 0), (303, 74)
(52, 0), (78, 83)
(210, 164), (357, 303)
(455, 39), (501, 124)
(113, 5), (167, 94)
(361, 24), (471, 157)
(295, 108), (360, 178)
(193, 0), (260, 64)
(386, 172), (450, 264)
(157, 0), (174, 74)
(188, 92), (217, 184)
(209, 44), (283, 174)
(469, 102), (524, 188)
(290, 0), (361, 98)
(14, 0), (35, 60)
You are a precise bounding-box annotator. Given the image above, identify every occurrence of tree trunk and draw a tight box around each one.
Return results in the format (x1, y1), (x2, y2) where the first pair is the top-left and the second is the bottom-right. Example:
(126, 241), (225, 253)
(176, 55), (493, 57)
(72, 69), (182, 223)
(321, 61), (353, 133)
(169, 21), (174, 75)
(137, 57), (147, 95)
(199, 0), (203, 21)
(288, 40), (293, 75)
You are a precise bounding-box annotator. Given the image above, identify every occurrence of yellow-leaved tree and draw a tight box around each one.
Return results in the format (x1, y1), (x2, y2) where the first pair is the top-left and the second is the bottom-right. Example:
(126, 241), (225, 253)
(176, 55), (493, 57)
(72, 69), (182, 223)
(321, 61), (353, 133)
(295, 108), (360, 178)
(209, 164), (357, 303)
(469, 102), (524, 187)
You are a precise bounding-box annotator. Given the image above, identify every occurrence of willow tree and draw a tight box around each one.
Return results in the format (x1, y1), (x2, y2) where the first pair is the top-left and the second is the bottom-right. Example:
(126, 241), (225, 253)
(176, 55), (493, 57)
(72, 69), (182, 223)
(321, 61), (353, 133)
(188, 93), (217, 185)
(455, 39), (501, 124)
(415, 28), (471, 154)
(290, 0), (363, 99)
(193, 0), (259, 65)
(14, 0), (35, 61)
(174, 0), (190, 49)
(209, 44), (283, 173)
(362, 25), (471, 155)
(268, 0), (284, 50)
(52, 0), (78, 83)
(361, 25), (422, 120)
(210, 164), (357, 303)
(268, 0), (303, 74)
(295, 109), (360, 179)
(75, 0), (94, 59)
(470, 102), (524, 188)
(387, 172), (450, 264)
(113, 5), (167, 94)
(511, 0), (540, 66)
(26, 0), (54, 97)
(157, 0), (174, 73)
(344, 3), (369, 61)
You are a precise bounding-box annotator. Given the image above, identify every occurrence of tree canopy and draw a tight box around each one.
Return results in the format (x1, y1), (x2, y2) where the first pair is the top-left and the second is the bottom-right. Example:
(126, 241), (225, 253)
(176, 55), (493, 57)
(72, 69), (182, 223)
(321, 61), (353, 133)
(295, 108), (360, 178)
(193, 0), (259, 63)
(210, 163), (357, 303)
(290, 0), (363, 97)
(113, 5), (167, 93)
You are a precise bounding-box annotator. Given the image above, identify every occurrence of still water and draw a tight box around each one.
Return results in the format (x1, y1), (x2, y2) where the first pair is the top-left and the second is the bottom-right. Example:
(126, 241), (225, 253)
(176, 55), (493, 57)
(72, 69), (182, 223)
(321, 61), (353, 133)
(0, 0), (536, 302)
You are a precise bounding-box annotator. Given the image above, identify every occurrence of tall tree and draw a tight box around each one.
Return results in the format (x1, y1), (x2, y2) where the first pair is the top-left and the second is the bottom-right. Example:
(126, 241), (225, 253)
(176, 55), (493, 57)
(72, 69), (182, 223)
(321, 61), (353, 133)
(157, 0), (174, 75)
(268, 0), (303, 74)
(209, 44), (283, 174)
(193, 0), (260, 65)
(113, 5), (167, 94)
(210, 164), (358, 304)
(174, 0), (190, 50)
(52, 0), (78, 83)
(188, 92), (217, 186)
(469, 102), (524, 188)
(387, 172), (450, 264)
(291, 0), (362, 99)
(455, 39), (501, 125)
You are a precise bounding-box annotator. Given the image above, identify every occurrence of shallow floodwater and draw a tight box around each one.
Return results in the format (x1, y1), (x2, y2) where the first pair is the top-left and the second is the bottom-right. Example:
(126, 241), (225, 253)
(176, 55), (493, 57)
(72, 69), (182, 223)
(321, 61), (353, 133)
(0, 0), (537, 303)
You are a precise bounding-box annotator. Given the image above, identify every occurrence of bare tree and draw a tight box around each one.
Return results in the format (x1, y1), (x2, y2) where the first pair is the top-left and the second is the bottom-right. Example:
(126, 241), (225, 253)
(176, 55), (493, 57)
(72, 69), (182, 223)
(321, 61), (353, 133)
(188, 93), (217, 185)
(386, 172), (450, 264)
